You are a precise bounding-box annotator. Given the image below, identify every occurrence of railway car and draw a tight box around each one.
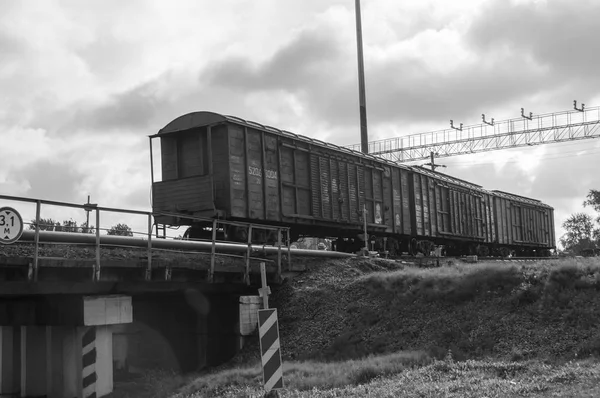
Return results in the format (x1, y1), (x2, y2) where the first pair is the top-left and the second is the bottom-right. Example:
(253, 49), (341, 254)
(406, 167), (496, 256)
(489, 190), (555, 257)
(149, 111), (556, 257)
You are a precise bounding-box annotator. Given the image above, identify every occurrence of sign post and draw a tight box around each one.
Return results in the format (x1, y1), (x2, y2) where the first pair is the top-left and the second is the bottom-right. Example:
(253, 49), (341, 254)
(0, 207), (24, 245)
(257, 262), (283, 395)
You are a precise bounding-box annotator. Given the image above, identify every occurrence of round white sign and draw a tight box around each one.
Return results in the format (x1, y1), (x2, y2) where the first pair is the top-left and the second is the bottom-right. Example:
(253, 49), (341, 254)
(0, 207), (24, 245)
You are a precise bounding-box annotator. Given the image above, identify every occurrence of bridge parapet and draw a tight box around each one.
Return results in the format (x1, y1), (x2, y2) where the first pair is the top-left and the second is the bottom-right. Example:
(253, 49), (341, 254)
(0, 194), (295, 289)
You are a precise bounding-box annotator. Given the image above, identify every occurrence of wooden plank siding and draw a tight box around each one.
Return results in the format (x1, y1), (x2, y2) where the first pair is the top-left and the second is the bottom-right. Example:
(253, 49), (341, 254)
(382, 168), (393, 229)
(400, 169), (411, 235)
(228, 125), (248, 218)
(280, 146), (295, 216)
(211, 125), (229, 213)
(245, 128), (265, 219)
(264, 134), (280, 221)
(153, 176), (214, 215)
(413, 174), (423, 235)
(295, 151), (311, 216)
(391, 168), (402, 233)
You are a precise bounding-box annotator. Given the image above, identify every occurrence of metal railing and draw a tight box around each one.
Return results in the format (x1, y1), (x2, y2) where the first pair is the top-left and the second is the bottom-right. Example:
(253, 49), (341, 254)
(0, 194), (292, 284)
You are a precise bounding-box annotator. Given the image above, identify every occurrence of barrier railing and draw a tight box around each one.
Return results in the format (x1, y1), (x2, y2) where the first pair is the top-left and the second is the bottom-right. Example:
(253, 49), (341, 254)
(0, 194), (291, 284)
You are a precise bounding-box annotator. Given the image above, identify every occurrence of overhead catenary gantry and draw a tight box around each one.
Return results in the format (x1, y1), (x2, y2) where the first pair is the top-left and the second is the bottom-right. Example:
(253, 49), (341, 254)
(346, 102), (600, 163)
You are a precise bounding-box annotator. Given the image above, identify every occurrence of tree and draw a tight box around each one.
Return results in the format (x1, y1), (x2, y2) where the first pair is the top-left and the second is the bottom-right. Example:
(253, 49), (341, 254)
(584, 189), (600, 223)
(29, 218), (95, 233)
(107, 223), (133, 237)
(29, 218), (58, 231)
(58, 219), (79, 233)
(560, 213), (595, 254)
(80, 221), (95, 234)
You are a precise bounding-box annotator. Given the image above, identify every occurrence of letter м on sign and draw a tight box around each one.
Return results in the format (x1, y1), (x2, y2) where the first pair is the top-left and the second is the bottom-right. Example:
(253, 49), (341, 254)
(258, 308), (284, 392)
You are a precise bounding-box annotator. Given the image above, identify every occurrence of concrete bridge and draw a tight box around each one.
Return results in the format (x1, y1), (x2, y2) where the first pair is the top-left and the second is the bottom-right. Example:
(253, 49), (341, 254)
(0, 255), (260, 398)
(0, 195), (352, 397)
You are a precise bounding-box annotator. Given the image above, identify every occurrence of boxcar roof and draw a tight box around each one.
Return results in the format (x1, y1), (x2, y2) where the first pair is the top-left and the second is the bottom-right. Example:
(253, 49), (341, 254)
(492, 190), (553, 208)
(153, 112), (553, 210)
(411, 166), (486, 191)
(153, 111), (410, 169)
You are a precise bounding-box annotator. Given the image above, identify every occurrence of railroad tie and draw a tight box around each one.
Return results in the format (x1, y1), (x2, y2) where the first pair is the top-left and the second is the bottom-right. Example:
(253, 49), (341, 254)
(82, 327), (98, 398)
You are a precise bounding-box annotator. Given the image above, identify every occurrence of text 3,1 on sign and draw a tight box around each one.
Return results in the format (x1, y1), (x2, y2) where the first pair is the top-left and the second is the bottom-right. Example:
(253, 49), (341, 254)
(258, 308), (284, 392)
(0, 207), (24, 245)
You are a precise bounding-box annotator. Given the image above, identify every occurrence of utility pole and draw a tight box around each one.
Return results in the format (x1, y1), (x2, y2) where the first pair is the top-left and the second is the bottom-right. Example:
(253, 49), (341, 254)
(355, 0), (369, 154)
(424, 152), (446, 171)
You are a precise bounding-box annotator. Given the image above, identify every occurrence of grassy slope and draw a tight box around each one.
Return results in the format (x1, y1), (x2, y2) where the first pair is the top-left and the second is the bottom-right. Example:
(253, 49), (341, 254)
(275, 257), (600, 362)
(114, 256), (600, 397)
(172, 356), (600, 397)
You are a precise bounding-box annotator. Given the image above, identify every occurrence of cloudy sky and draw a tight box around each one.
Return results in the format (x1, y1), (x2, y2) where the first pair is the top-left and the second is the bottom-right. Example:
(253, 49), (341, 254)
(1, 0), (599, 245)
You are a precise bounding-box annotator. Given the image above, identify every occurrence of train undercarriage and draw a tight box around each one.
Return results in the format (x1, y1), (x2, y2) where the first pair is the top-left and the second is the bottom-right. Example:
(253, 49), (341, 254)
(182, 220), (553, 259)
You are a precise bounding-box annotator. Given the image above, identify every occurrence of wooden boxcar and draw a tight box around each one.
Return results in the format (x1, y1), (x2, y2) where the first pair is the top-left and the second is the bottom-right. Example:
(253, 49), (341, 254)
(490, 190), (555, 256)
(408, 167), (496, 255)
(150, 112), (408, 242)
(150, 111), (556, 256)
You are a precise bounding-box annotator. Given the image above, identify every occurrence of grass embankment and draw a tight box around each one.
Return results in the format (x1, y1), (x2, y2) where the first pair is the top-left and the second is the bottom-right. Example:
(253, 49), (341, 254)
(277, 257), (600, 362)
(115, 257), (600, 397)
(172, 356), (600, 397)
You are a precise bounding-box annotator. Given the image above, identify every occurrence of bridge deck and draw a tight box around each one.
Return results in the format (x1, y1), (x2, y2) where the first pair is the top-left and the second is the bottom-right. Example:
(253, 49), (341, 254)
(0, 243), (284, 295)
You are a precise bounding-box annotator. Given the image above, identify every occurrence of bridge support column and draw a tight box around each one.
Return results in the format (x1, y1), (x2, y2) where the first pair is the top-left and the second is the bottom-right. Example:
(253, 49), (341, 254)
(94, 326), (113, 398)
(0, 327), (18, 396)
(62, 327), (82, 398)
(20, 326), (47, 397)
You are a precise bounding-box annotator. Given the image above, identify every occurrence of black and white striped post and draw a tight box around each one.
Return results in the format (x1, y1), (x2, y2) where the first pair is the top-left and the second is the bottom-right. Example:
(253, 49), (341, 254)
(82, 327), (97, 398)
(258, 262), (283, 395)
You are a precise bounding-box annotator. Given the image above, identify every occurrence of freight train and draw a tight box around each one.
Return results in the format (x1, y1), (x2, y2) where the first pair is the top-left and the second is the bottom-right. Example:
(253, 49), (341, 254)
(150, 112), (556, 257)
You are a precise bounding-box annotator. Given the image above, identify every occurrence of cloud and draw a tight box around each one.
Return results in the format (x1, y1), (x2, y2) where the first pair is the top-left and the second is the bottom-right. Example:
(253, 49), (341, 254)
(13, 161), (86, 202)
(204, 28), (344, 92)
(465, 0), (600, 103)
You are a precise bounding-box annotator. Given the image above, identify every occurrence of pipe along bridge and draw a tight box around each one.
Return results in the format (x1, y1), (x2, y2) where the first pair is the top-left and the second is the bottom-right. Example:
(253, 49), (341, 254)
(0, 195), (353, 397)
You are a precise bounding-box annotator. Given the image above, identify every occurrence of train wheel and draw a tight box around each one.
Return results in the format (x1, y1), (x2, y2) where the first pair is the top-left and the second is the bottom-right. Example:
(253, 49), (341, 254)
(476, 245), (490, 257)
(409, 238), (418, 256)
(225, 226), (248, 242)
(498, 247), (511, 258)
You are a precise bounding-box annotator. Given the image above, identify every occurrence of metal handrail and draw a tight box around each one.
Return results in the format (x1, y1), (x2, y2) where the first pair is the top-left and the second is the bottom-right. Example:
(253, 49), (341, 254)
(0, 194), (297, 284)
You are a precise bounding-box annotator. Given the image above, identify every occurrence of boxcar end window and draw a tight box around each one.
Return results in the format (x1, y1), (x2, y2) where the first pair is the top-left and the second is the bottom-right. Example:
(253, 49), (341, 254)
(162, 130), (209, 180)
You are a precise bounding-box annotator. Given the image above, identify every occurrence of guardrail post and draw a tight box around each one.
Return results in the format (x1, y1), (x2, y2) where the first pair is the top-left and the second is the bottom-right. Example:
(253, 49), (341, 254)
(277, 228), (282, 281)
(210, 219), (217, 283)
(94, 209), (100, 281)
(32, 200), (41, 282)
(245, 225), (253, 285)
(146, 214), (152, 281)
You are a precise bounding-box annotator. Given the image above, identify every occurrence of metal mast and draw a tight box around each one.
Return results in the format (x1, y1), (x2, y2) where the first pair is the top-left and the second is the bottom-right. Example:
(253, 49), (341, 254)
(355, 0), (369, 153)
(346, 104), (600, 162)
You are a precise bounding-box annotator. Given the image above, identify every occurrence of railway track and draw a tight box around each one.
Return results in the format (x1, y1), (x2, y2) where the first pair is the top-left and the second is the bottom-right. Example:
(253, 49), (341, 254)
(478, 256), (550, 262)
(389, 255), (551, 266)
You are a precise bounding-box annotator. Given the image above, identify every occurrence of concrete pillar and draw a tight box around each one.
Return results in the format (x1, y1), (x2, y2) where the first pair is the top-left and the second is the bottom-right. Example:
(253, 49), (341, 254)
(0, 327), (19, 396)
(112, 326), (129, 373)
(62, 327), (82, 398)
(41, 327), (62, 398)
(239, 296), (261, 350)
(95, 326), (113, 398)
(20, 326), (47, 397)
(197, 313), (207, 370)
